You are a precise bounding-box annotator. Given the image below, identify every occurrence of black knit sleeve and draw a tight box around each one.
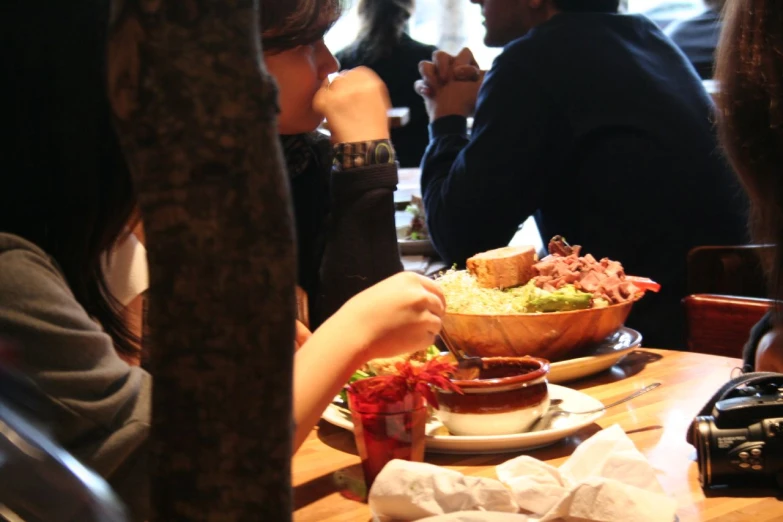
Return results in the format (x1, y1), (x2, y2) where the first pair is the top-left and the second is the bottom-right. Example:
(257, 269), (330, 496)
(310, 159), (403, 326)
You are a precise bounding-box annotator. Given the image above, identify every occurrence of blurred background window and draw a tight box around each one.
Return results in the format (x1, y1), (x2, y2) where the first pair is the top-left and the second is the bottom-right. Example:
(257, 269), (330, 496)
(326, 0), (707, 70)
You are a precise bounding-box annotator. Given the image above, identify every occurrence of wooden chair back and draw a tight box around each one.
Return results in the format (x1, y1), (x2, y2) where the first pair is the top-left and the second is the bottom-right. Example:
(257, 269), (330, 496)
(683, 294), (771, 358)
(684, 244), (773, 358)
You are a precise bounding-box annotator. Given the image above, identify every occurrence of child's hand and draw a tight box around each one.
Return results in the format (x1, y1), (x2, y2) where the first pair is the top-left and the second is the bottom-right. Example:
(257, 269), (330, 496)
(327, 272), (446, 362)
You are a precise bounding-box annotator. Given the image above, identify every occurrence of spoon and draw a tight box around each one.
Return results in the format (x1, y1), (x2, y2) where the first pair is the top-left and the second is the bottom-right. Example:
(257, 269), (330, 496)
(530, 382), (662, 432)
(438, 331), (483, 379)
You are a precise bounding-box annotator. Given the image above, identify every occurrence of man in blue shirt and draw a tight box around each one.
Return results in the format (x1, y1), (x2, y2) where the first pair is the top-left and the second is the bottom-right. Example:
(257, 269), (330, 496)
(417, 0), (746, 349)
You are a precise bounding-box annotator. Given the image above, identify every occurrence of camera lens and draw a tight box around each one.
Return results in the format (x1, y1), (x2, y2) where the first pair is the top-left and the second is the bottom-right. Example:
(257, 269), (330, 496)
(691, 416), (713, 488)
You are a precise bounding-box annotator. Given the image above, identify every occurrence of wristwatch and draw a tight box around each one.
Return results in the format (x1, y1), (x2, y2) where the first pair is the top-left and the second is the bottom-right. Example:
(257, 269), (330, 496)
(333, 139), (396, 170)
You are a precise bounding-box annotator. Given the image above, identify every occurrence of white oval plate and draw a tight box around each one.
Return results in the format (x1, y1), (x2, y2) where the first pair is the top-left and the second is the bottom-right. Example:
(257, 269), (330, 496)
(396, 220), (437, 257)
(322, 384), (604, 454)
(548, 327), (642, 384)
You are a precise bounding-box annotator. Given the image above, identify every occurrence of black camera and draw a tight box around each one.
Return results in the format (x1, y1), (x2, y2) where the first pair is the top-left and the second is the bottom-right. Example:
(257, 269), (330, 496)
(691, 380), (783, 489)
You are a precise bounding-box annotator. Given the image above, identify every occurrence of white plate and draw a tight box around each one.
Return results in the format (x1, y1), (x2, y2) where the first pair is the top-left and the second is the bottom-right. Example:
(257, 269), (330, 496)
(548, 327), (642, 384)
(396, 222), (437, 257)
(322, 384), (604, 454)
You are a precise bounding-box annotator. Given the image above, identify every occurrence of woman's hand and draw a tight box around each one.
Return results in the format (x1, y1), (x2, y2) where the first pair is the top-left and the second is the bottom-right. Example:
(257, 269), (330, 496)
(323, 272), (446, 363)
(313, 66), (391, 143)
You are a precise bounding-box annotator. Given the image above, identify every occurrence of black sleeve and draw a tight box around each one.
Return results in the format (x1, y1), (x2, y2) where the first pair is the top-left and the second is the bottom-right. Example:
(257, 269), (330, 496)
(311, 161), (403, 326)
(420, 48), (563, 265)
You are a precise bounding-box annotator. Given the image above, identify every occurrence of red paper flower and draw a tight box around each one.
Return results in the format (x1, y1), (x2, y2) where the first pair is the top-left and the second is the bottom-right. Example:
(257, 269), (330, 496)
(349, 358), (463, 411)
(395, 358), (463, 409)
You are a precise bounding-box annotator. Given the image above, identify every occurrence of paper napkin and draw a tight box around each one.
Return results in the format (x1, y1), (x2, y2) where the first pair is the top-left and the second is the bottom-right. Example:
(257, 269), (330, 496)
(368, 424), (677, 522)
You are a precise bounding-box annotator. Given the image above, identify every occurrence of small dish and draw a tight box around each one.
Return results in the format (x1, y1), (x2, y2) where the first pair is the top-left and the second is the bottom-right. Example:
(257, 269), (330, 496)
(433, 356), (550, 436)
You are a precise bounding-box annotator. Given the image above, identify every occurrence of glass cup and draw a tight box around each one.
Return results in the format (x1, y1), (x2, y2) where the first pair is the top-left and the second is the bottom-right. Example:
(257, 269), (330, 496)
(347, 376), (427, 492)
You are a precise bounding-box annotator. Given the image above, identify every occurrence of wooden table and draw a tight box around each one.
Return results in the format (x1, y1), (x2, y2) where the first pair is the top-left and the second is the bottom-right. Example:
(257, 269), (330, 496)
(293, 349), (783, 521)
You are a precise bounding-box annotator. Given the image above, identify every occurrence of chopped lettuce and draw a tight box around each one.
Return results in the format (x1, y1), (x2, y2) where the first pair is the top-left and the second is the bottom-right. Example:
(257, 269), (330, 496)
(339, 369), (374, 405)
(336, 346), (441, 405)
(349, 369), (373, 383)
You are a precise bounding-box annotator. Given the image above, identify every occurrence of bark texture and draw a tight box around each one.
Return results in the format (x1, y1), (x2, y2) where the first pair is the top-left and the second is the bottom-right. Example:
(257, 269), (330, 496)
(107, 1), (296, 519)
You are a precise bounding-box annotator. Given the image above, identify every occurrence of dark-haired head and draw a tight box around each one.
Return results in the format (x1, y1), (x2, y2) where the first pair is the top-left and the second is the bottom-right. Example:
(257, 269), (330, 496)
(1, 1), (139, 357)
(260, 0), (343, 135)
(349, 0), (416, 61)
(715, 0), (783, 308)
(261, 0), (344, 54)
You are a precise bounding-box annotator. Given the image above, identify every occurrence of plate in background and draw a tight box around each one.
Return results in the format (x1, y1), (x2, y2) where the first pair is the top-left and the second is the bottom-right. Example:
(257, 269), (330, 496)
(548, 327), (642, 383)
(397, 224), (438, 257)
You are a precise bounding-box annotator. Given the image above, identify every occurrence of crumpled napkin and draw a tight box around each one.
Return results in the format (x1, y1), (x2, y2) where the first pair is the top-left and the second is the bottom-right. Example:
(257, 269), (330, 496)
(369, 460), (519, 521)
(368, 424), (677, 522)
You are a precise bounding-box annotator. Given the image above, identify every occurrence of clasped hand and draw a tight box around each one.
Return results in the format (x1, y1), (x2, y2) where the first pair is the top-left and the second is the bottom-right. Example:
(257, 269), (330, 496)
(415, 48), (485, 122)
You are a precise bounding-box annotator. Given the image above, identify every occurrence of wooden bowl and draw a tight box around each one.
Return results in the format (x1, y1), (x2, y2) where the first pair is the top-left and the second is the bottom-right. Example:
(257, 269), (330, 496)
(441, 299), (637, 362)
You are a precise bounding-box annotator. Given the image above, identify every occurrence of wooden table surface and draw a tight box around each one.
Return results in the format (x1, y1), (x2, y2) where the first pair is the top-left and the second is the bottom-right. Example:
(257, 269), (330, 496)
(293, 349), (783, 521)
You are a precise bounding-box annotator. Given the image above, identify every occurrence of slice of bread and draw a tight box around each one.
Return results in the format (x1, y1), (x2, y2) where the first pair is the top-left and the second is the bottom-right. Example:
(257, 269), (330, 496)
(467, 245), (538, 289)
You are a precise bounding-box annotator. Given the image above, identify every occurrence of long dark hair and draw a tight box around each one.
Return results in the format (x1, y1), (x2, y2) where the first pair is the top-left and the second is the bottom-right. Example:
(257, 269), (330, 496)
(261, 0), (344, 53)
(1, 1), (139, 357)
(351, 0), (415, 61)
(716, 0), (783, 310)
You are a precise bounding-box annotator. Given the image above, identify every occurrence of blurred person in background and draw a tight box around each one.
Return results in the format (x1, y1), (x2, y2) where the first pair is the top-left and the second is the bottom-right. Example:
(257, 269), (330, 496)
(666, 0), (727, 79)
(0, 0), (443, 518)
(415, 0), (747, 349)
(337, 0), (438, 167)
(716, 0), (783, 372)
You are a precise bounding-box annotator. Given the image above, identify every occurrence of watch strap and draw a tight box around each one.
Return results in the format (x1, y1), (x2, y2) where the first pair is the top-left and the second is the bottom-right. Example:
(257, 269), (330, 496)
(333, 139), (396, 170)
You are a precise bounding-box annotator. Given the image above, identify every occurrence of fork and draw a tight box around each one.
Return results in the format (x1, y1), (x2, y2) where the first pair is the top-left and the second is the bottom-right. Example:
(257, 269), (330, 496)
(531, 382), (661, 431)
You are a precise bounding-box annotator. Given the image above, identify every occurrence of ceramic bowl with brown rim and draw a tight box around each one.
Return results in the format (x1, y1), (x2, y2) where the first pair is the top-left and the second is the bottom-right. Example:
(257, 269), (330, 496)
(433, 356), (550, 436)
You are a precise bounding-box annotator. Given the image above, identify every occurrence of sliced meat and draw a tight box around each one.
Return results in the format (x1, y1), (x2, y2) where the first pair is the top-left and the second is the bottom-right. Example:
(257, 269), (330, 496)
(530, 248), (639, 305)
(548, 235), (574, 257)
